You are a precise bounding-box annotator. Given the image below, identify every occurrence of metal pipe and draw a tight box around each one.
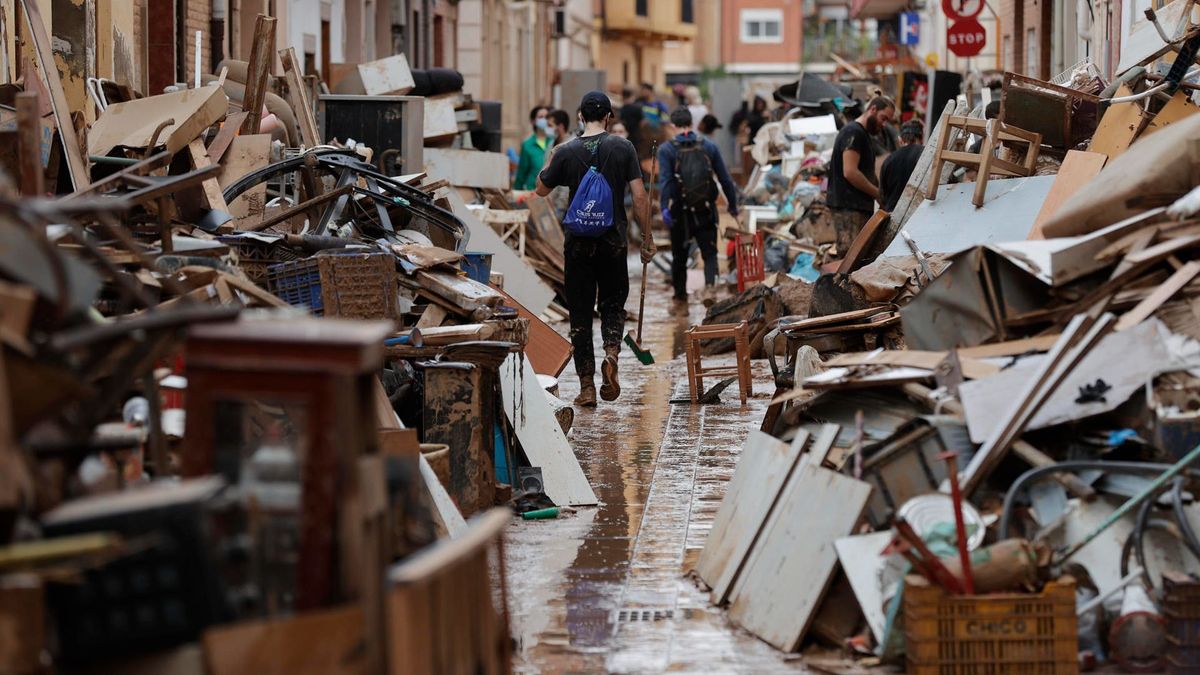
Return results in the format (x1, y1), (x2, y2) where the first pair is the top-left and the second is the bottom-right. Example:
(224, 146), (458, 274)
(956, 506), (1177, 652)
(1056, 443), (1200, 563)
(1077, 566), (1144, 616)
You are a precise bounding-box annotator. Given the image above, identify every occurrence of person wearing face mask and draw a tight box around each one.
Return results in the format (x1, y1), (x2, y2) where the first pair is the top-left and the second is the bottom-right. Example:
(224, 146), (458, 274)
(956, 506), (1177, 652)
(826, 96), (895, 254)
(514, 105), (552, 190)
(547, 109), (572, 148)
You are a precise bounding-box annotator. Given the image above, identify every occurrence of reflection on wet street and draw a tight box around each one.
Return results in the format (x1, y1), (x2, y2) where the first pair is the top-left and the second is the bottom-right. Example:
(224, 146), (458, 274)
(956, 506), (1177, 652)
(505, 259), (811, 673)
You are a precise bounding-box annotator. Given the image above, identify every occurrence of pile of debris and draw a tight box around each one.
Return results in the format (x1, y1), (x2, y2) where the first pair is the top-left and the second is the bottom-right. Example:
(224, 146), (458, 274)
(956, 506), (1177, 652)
(0, 4), (583, 672)
(692, 9), (1200, 673)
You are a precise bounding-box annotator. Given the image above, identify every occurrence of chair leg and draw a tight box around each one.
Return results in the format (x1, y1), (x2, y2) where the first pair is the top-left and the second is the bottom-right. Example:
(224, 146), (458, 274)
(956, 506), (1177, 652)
(973, 120), (997, 208)
(735, 325), (750, 405)
(926, 116), (953, 201)
(685, 335), (699, 403)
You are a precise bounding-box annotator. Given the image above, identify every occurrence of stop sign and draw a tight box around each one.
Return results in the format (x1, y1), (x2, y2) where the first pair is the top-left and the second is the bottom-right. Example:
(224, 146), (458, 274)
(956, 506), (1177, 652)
(947, 18), (986, 57)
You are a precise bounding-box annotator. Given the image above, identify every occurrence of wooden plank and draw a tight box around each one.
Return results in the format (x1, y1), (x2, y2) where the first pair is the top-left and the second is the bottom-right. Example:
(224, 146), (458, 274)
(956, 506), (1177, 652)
(499, 354), (596, 506)
(187, 139), (230, 213)
(834, 531), (892, 643)
(415, 304), (447, 329)
(203, 605), (365, 675)
(279, 47), (320, 148)
(423, 148), (510, 190)
(1116, 260), (1200, 330)
(493, 286), (571, 377)
(208, 111), (249, 164)
(240, 14), (277, 136)
(698, 430), (805, 604)
(19, 0), (89, 190)
(823, 349), (1000, 380)
(424, 94), (461, 140)
(1029, 150), (1108, 239)
(14, 92), (42, 196)
(88, 85), (228, 157)
(728, 462), (872, 651)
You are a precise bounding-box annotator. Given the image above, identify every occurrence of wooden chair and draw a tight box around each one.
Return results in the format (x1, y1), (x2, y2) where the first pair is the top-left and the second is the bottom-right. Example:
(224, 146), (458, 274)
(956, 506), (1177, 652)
(927, 117), (1042, 208)
(736, 232), (765, 292)
(685, 321), (753, 404)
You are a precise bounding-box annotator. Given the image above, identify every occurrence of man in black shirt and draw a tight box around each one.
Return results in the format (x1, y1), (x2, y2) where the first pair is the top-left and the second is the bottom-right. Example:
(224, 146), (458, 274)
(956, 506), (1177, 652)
(537, 91), (653, 407)
(879, 120), (925, 212)
(827, 96), (895, 253)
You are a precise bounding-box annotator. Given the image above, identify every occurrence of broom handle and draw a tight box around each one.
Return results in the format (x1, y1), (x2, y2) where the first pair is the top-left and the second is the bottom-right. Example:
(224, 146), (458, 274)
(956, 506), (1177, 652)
(637, 261), (648, 343)
(636, 140), (657, 345)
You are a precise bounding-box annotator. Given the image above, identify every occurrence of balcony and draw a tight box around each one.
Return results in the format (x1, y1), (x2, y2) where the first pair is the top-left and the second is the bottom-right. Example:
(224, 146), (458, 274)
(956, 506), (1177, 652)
(603, 0), (696, 41)
(802, 31), (875, 64)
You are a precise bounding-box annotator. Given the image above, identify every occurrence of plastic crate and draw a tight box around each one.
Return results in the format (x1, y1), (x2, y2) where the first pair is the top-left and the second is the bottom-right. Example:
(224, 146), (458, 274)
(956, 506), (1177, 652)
(904, 578), (1079, 675)
(218, 235), (299, 283)
(267, 250), (397, 321)
(1163, 574), (1200, 673)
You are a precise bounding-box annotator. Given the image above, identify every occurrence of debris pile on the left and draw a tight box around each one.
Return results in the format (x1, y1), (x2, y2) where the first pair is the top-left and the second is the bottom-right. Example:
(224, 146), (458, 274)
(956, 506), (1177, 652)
(0, 7), (571, 673)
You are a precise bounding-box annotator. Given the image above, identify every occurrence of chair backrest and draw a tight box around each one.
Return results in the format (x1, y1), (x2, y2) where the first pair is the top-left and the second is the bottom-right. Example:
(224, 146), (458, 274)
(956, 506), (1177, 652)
(736, 232), (766, 292)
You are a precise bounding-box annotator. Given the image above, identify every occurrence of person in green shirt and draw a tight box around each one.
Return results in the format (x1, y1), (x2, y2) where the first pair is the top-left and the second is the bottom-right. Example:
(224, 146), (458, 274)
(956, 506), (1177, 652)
(514, 105), (552, 190)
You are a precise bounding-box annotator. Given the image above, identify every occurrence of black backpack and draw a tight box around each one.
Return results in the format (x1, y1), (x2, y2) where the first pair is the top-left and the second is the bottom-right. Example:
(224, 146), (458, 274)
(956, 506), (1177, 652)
(672, 138), (718, 213)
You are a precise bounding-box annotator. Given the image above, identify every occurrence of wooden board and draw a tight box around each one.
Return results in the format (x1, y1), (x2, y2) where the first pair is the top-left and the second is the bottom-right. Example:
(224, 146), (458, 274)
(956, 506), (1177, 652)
(823, 349), (999, 380)
(19, 0), (88, 190)
(836, 209), (889, 273)
(424, 94), (461, 140)
(423, 148), (510, 190)
(499, 354), (596, 506)
(203, 605), (364, 675)
(493, 286), (571, 377)
(217, 135), (272, 223)
(88, 85), (228, 157)
(334, 53), (415, 96)
(1028, 150), (1107, 239)
(279, 47), (320, 147)
(697, 430), (805, 605)
(239, 15), (276, 135)
(1117, 260), (1200, 330)
(834, 531), (892, 643)
(728, 462), (872, 651)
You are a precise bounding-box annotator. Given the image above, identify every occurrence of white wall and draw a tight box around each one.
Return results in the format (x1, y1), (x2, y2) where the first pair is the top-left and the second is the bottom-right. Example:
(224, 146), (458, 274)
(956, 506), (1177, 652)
(286, 0), (347, 71)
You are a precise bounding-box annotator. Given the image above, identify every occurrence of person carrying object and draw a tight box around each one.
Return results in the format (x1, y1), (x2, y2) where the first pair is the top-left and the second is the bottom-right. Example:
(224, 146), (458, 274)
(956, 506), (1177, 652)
(536, 91), (654, 407)
(657, 107), (739, 307)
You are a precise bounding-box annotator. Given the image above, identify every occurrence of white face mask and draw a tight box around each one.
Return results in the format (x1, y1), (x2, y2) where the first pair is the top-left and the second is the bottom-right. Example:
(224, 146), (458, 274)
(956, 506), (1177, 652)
(535, 118), (549, 133)
(547, 126), (558, 139)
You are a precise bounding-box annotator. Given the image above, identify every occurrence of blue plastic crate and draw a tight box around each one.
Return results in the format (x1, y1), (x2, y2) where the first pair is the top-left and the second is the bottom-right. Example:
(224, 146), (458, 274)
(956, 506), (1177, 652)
(267, 259), (325, 314)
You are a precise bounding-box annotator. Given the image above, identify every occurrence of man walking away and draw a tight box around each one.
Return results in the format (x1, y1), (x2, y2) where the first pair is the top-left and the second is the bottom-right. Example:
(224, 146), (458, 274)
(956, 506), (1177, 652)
(827, 96), (895, 253)
(879, 120), (924, 213)
(514, 105), (551, 190)
(537, 91), (654, 407)
(658, 108), (739, 307)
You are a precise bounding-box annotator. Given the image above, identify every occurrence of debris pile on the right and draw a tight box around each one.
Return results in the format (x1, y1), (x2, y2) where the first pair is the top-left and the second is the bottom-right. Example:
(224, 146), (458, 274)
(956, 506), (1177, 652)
(697, 60), (1200, 675)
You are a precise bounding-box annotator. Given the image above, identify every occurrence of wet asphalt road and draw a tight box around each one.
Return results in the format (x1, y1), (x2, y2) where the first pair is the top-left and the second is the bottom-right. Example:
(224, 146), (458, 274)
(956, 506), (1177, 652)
(504, 258), (816, 673)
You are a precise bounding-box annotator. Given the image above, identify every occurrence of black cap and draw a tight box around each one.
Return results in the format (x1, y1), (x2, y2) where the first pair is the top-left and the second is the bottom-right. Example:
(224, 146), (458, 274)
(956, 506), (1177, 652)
(580, 90), (613, 116)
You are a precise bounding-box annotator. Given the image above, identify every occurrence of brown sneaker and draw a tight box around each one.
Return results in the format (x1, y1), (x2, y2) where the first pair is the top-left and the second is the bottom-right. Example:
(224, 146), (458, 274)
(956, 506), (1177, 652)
(600, 348), (621, 401)
(575, 379), (598, 407)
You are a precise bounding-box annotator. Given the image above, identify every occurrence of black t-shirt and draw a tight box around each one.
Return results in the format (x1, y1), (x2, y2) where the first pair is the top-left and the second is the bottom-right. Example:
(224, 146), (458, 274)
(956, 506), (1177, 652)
(879, 143), (923, 212)
(539, 133), (642, 246)
(827, 120), (877, 213)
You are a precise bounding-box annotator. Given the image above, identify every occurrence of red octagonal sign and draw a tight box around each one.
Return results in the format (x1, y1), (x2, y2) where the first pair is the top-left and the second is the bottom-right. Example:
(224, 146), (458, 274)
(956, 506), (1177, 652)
(947, 18), (986, 57)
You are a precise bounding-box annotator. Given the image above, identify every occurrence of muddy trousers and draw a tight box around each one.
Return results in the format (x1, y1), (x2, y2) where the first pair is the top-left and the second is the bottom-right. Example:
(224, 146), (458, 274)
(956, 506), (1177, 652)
(831, 207), (872, 255)
(669, 210), (719, 299)
(564, 238), (629, 378)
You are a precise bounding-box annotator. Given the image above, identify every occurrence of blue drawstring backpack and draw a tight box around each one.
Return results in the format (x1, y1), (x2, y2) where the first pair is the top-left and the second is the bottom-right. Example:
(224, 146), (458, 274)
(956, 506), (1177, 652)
(563, 140), (615, 238)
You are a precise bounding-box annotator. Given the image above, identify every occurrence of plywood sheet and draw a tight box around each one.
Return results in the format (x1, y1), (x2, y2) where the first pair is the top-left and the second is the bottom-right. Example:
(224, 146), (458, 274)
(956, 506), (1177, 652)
(424, 148), (510, 190)
(881, 175), (1056, 258)
(696, 430), (803, 604)
(1028, 150), (1107, 239)
(217, 134), (272, 222)
(88, 84), (228, 156)
(728, 463), (872, 651)
(493, 286), (570, 378)
(500, 355), (596, 506)
(835, 531), (892, 643)
(424, 94), (460, 139)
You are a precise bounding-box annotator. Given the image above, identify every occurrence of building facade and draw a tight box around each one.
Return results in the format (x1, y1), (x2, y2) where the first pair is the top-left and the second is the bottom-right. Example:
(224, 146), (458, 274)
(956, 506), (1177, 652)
(720, 0), (804, 74)
(593, 0), (697, 90)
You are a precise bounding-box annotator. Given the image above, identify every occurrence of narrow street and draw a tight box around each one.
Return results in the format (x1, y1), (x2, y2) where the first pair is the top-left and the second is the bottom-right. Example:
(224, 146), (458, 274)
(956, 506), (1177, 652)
(506, 259), (807, 673)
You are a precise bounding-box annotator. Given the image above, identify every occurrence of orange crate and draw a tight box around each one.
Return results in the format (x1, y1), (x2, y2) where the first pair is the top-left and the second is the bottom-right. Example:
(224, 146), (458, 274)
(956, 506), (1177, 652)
(904, 578), (1079, 675)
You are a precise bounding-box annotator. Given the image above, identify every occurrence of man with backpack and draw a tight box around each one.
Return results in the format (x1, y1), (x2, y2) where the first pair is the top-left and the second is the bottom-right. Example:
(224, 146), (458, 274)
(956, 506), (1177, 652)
(658, 107), (739, 306)
(536, 91), (654, 407)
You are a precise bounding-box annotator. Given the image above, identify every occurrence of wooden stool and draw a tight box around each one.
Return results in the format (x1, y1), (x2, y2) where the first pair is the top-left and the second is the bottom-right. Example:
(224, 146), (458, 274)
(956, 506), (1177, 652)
(685, 321), (753, 404)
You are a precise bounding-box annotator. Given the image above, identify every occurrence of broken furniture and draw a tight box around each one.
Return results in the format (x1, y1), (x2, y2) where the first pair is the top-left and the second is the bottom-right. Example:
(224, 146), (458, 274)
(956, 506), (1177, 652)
(685, 321), (753, 405)
(927, 116), (1042, 208)
(736, 232), (765, 292)
(1000, 71), (1101, 151)
(422, 360), (499, 516)
(181, 317), (393, 611)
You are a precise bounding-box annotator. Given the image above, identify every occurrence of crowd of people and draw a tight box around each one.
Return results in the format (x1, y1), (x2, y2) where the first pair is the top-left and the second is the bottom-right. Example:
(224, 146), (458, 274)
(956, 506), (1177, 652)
(510, 84), (926, 408)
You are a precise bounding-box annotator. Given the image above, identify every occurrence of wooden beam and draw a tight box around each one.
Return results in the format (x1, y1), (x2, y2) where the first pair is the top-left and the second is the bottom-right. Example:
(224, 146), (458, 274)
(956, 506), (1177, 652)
(187, 139), (230, 214)
(240, 14), (277, 136)
(1116, 260), (1200, 330)
(279, 47), (320, 147)
(19, 0), (89, 190)
(15, 92), (43, 196)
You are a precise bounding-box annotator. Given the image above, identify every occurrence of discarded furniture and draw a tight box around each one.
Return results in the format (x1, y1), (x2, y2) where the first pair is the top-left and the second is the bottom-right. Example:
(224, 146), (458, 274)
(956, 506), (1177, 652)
(387, 508), (513, 674)
(422, 361), (499, 516)
(736, 232), (765, 292)
(927, 116), (1042, 208)
(685, 321), (753, 404)
(182, 317), (393, 611)
(1000, 71), (1101, 151)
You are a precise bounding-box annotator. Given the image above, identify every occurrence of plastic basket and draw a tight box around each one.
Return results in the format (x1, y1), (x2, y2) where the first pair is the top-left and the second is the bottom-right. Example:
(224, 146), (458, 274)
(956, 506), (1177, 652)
(904, 579), (1079, 675)
(460, 252), (494, 285)
(1163, 575), (1200, 673)
(267, 250), (397, 320)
